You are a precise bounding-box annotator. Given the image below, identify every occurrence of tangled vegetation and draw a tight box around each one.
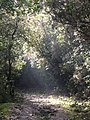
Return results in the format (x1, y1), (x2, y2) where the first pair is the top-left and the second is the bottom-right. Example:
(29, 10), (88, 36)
(0, 0), (90, 119)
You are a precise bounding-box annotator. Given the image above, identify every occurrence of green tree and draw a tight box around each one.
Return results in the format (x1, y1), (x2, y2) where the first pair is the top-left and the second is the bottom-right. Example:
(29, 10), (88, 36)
(47, 0), (90, 99)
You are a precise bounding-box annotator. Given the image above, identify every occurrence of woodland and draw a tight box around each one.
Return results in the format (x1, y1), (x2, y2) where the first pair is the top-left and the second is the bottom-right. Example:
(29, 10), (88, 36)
(0, 0), (90, 120)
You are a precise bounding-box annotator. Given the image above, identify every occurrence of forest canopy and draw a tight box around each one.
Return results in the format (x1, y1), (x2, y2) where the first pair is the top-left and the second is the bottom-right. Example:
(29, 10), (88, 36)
(0, 0), (90, 102)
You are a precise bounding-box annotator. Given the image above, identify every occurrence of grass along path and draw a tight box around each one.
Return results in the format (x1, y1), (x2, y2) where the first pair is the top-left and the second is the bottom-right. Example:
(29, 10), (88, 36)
(0, 103), (13, 119)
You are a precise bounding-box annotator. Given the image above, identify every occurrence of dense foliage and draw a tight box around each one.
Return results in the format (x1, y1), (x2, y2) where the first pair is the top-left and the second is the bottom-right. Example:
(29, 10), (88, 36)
(46, 0), (90, 99)
(48, 0), (90, 43)
(0, 0), (90, 103)
(0, 0), (43, 102)
(0, 1), (90, 120)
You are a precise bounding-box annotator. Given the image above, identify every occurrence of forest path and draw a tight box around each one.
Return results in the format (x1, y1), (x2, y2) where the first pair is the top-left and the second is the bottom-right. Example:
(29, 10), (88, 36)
(8, 93), (69, 120)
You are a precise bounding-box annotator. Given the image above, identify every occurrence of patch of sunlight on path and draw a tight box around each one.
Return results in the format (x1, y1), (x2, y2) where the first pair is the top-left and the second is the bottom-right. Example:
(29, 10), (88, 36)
(8, 92), (70, 120)
(8, 92), (90, 120)
(24, 93), (90, 119)
(25, 93), (74, 108)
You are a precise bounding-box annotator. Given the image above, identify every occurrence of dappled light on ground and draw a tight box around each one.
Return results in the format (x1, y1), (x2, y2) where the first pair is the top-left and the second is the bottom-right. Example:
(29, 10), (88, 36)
(25, 93), (74, 108)
(8, 93), (69, 120)
(7, 92), (90, 120)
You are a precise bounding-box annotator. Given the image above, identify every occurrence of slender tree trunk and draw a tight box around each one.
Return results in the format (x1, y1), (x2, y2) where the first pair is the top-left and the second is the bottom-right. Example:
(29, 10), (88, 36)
(8, 42), (13, 97)
(7, 17), (18, 98)
(8, 43), (11, 81)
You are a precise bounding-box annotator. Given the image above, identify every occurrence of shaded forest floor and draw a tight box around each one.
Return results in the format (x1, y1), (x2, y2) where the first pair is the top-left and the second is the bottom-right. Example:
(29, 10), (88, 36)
(2, 90), (89, 120)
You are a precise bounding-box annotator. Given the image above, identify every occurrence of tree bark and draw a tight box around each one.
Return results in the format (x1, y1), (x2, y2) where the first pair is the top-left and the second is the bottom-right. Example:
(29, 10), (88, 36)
(7, 17), (18, 98)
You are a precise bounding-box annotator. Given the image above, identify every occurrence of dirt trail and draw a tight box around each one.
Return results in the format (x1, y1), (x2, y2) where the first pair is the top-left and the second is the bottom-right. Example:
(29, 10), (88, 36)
(8, 93), (69, 120)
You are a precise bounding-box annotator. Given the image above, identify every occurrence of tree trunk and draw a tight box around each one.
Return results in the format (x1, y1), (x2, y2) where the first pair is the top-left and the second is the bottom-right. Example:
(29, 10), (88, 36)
(8, 41), (14, 98)
(7, 17), (18, 98)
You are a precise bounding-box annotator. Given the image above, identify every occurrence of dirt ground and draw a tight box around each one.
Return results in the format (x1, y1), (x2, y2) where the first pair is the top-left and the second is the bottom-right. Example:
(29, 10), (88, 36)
(7, 92), (69, 120)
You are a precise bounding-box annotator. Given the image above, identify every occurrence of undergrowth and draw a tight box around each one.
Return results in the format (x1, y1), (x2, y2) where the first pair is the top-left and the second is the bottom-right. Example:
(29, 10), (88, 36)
(0, 103), (12, 119)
